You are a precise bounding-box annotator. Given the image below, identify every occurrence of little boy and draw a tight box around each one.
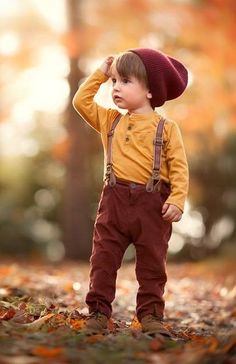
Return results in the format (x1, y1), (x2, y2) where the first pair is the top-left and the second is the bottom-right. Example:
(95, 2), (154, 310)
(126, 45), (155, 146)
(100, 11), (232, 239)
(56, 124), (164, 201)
(73, 48), (189, 336)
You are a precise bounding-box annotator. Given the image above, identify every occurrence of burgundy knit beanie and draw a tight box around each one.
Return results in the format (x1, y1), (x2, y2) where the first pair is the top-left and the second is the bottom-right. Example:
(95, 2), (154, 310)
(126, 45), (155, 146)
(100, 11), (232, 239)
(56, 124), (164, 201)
(129, 48), (188, 108)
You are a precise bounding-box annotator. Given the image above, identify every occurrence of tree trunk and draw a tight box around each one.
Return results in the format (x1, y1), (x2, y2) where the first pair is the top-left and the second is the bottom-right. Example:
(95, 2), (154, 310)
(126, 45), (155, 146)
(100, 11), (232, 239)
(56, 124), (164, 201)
(63, 0), (94, 260)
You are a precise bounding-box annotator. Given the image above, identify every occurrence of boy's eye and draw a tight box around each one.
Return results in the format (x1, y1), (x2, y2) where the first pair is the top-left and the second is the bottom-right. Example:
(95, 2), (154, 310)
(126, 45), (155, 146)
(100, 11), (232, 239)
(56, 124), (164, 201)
(122, 78), (130, 84)
(111, 78), (116, 84)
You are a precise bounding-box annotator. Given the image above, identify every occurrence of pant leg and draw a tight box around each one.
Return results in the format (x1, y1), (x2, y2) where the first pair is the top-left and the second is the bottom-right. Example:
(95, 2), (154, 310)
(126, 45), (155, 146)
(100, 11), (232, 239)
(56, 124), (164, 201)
(86, 184), (130, 318)
(132, 183), (172, 321)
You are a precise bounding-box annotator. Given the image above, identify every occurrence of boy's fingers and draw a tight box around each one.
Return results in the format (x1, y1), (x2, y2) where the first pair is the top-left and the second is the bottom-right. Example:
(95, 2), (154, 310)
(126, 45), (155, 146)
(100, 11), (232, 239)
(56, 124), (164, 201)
(175, 212), (182, 222)
(162, 211), (172, 221)
(161, 203), (169, 214)
(106, 56), (114, 66)
(163, 212), (182, 222)
(162, 204), (182, 222)
(107, 56), (114, 62)
(162, 211), (173, 221)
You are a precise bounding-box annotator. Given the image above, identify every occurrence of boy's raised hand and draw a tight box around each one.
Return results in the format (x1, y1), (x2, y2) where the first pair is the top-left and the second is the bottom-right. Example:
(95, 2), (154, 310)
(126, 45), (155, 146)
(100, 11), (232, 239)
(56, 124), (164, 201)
(99, 56), (114, 77)
(162, 203), (182, 222)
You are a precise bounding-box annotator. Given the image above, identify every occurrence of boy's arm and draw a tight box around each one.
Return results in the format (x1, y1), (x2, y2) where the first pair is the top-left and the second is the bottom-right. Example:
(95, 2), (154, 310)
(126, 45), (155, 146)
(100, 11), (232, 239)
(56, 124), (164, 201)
(72, 57), (118, 132)
(164, 121), (189, 214)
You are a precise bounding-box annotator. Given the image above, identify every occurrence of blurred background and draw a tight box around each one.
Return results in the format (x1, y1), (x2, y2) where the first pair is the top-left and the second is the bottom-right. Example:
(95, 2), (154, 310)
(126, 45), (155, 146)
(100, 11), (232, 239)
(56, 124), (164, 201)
(0, 0), (235, 263)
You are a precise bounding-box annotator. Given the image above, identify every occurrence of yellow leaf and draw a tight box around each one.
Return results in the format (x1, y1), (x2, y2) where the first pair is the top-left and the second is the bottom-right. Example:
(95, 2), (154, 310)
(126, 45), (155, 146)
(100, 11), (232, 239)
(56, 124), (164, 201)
(130, 316), (141, 330)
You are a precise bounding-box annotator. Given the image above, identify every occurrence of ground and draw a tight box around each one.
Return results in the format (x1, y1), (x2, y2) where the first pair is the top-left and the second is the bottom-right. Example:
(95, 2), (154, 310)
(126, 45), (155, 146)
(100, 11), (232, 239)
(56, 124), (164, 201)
(0, 256), (235, 364)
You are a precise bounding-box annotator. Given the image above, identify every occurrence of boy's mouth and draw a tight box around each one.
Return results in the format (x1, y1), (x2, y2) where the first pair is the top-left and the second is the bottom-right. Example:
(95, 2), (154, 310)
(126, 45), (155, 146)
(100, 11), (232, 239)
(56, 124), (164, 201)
(113, 95), (123, 102)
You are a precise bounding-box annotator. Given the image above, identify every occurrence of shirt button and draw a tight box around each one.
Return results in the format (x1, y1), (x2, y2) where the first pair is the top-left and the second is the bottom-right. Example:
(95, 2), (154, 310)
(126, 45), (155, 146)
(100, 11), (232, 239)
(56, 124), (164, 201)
(125, 137), (129, 142)
(128, 125), (132, 130)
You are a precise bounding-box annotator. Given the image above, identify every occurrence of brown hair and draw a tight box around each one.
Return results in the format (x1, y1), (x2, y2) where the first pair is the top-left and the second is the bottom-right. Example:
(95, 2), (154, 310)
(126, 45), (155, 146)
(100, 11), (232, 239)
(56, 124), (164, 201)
(112, 51), (149, 89)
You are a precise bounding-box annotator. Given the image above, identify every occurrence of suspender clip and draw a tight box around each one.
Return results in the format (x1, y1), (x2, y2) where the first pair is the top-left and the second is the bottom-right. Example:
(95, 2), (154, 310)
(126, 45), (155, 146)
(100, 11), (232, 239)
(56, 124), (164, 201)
(106, 163), (112, 175)
(152, 169), (160, 180)
(107, 130), (114, 137)
(154, 137), (163, 146)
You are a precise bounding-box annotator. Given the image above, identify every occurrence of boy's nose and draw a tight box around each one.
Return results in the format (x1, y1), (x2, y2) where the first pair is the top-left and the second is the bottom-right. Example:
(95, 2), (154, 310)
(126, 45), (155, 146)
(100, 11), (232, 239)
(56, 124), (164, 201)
(113, 81), (120, 91)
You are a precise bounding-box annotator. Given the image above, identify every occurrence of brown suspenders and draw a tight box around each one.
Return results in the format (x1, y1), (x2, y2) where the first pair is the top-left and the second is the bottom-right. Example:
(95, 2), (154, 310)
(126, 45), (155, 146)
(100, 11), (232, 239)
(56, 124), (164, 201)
(146, 117), (165, 192)
(105, 114), (165, 192)
(105, 114), (122, 187)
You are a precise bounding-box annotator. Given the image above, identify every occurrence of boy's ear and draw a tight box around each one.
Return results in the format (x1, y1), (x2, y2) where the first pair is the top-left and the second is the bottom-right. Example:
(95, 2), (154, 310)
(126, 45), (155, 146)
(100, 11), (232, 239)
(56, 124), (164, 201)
(147, 92), (152, 99)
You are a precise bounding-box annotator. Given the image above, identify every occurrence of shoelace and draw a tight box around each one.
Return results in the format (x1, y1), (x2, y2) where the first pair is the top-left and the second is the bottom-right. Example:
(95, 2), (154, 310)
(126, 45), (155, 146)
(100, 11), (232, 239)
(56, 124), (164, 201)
(89, 312), (104, 320)
(145, 315), (162, 323)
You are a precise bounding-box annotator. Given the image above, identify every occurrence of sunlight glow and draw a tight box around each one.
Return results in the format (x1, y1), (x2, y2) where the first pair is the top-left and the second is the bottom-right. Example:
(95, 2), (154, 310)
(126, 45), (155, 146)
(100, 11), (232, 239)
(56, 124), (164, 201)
(78, 58), (104, 74)
(0, 32), (20, 55)
(175, 208), (205, 239)
(73, 282), (81, 291)
(30, 219), (61, 243)
(168, 233), (185, 254)
(168, 200), (205, 254)
(95, 81), (116, 109)
(140, 33), (164, 49)
(214, 117), (229, 138)
(186, 69), (193, 87)
(36, 45), (70, 78)
(34, 189), (58, 210)
(19, 139), (39, 157)
(11, 102), (35, 130)
(209, 217), (235, 248)
(0, 123), (39, 157)
(18, 68), (70, 112)
(46, 240), (65, 262)
(31, 0), (67, 32)
(78, 59), (119, 109)
(0, 0), (21, 18)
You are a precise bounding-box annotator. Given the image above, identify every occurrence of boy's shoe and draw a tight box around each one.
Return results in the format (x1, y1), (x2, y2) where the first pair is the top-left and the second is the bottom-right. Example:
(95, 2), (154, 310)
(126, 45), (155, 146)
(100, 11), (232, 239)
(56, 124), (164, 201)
(141, 314), (171, 337)
(85, 312), (108, 333)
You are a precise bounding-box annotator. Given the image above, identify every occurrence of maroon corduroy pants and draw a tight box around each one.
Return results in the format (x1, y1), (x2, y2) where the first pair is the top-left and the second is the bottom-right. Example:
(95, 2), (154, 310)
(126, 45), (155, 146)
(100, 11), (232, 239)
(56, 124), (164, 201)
(85, 180), (172, 321)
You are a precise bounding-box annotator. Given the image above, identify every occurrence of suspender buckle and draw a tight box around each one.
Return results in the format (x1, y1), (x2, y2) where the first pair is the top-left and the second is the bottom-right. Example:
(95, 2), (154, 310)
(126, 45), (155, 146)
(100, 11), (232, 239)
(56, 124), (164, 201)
(152, 169), (160, 180)
(107, 130), (114, 137)
(106, 163), (112, 175)
(153, 137), (163, 146)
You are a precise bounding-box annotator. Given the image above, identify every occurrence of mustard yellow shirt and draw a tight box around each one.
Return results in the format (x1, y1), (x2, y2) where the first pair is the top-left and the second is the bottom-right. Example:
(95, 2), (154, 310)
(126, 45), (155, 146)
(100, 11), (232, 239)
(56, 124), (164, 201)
(73, 69), (189, 212)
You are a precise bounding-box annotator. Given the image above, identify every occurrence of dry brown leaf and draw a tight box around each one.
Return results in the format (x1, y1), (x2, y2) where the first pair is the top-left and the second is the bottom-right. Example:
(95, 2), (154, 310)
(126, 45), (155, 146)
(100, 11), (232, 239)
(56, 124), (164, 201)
(107, 318), (115, 331)
(32, 345), (64, 358)
(5, 313), (54, 331)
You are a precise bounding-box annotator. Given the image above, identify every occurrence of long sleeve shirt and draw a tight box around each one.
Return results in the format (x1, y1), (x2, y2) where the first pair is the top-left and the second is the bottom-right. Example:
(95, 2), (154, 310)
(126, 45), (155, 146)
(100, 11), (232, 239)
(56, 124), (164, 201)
(73, 68), (189, 212)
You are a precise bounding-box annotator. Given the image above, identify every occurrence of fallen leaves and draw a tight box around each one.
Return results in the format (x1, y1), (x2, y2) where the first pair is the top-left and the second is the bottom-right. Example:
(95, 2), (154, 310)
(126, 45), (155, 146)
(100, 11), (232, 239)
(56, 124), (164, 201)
(69, 317), (86, 330)
(86, 334), (106, 344)
(130, 316), (141, 330)
(0, 257), (235, 364)
(222, 336), (236, 354)
(0, 308), (16, 320)
(32, 345), (64, 358)
(149, 337), (164, 351)
(185, 334), (220, 353)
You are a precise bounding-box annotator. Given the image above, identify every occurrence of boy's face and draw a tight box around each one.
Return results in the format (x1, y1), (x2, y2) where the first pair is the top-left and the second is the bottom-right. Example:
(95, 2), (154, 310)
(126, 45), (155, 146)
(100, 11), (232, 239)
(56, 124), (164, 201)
(110, 66), (153, 113)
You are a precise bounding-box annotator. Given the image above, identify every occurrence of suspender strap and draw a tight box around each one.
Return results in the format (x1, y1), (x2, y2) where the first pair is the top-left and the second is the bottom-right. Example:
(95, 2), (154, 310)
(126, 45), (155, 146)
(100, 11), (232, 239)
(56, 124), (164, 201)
(105, 114), (122, 186)
(146, 117), (165, 192)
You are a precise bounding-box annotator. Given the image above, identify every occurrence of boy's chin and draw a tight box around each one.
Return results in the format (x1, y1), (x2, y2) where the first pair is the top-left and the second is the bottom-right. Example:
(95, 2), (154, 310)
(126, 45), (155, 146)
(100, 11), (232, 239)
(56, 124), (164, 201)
(113, 101), (126, 110)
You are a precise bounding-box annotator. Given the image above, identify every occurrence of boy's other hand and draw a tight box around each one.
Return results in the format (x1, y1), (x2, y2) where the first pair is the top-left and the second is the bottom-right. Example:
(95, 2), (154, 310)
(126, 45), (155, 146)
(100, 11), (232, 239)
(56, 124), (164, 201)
(99, 56), (114, 77)
(162, 203), (182, 222)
